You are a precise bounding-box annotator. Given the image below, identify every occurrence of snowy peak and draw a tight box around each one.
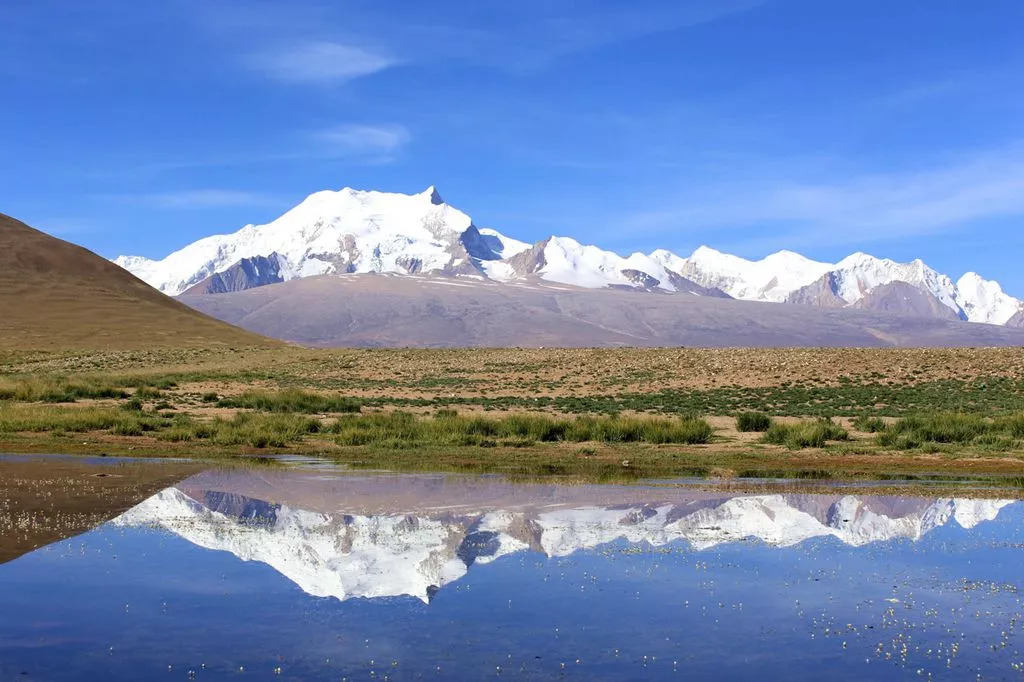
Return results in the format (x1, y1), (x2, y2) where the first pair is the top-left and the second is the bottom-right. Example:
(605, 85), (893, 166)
(957, 272), (1024, 325)
(113, 185), (1022, 326)
(422, 185), (444, 205)
(113, 485), (1016, 602)
(115, 186), (496, 295)
(680, 246), (832, 302)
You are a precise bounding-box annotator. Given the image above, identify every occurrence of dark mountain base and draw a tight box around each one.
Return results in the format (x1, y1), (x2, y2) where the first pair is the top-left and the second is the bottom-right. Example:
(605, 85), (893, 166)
(180, 274), (1024, 348)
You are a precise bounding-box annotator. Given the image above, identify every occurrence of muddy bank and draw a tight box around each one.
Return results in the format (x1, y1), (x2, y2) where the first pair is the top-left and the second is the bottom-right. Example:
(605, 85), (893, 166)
(0, 455), (200, 563)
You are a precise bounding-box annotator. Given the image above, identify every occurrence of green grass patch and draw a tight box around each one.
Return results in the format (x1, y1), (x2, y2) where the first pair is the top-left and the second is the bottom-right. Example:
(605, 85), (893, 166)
(219, 389), (361, 414)
(736, 412), (772, 432)
(763, 418), (849, 450)
(133, 385), (162, 400)
(364, 377), (1024, 418)
(0, 404), (170, 434)
(877, 412), (1024, 450)
(852, 415), (887, 433)
(332, 411), (714, 447)
(0, 377), (129, 403)
(157, 412), (322, 448)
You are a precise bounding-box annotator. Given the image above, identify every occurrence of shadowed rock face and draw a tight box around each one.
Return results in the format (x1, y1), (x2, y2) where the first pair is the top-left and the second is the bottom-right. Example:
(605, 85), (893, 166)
(180, 272), (1024, 348)
(502, 238), (548, 277)
(786, 273), (847, 308)
(619, 268), (661, 290)
(1006, 309), (1024, 328)
(853, 282), (964, 321)
(786, 275), (962, 323)
(664, 270), (732, 298)
(183, 254), (288, 295)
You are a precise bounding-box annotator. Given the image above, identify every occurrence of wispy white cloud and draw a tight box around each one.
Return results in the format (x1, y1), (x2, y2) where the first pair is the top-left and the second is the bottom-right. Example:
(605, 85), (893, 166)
(102, 123), (411, 177)
(117, 190), (279, 210)
(509, 0), (769, 68)
(315, 123), (410, 156)
(199, 0), (763, 79)
(623, 147), (1024, 251)
(247, 41), (395, 84)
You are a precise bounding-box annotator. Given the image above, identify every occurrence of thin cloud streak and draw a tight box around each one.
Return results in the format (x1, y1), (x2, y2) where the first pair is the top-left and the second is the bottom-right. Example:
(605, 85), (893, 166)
(247, 41), (395, 84)
(97, 122), (412, 178)
(198, 0), (766, 79)
(623, 148), (1024, 251)
(110, 189), (281, 210)
(512, 0), (769, 67)
(315, 123), (410, 155)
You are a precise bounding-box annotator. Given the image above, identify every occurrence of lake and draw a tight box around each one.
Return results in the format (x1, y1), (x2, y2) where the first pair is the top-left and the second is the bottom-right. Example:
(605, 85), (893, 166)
(1, 457), (1022, 680)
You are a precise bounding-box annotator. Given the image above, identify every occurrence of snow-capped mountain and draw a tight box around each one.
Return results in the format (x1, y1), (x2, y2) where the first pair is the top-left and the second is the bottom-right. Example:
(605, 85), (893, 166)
(114, 186), (1024, 326)
(113, 485), (1014, 603)
(115, 187), (530, 297)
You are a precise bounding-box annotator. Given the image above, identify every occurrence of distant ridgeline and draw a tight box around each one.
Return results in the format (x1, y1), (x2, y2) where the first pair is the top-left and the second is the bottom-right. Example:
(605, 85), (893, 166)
(116, 186), (1024, 327)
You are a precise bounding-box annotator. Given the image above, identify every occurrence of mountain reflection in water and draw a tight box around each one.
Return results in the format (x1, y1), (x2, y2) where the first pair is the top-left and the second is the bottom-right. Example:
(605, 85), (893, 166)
(112, 470), (1015, 603)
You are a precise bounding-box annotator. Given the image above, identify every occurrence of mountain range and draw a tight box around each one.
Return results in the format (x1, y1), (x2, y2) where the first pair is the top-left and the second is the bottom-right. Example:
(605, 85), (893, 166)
(115, 186), (1024, 327)
(113, 471), (1016, 603)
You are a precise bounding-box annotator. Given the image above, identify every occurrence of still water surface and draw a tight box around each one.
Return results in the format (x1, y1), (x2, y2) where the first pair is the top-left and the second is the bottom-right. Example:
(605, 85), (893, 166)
(1, 464), (1023, 680)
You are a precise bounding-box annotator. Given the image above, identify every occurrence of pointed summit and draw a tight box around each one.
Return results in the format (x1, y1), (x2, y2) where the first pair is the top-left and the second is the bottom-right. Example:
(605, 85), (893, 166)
(421, 186), (444, 205)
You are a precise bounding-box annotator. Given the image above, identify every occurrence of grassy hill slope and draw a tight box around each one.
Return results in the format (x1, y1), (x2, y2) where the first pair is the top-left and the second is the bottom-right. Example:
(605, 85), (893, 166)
(0, 213), (275, 350)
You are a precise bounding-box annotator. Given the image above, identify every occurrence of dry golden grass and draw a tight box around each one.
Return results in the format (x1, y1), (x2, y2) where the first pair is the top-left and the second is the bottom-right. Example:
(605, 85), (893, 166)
(4, 346), (1024, 400)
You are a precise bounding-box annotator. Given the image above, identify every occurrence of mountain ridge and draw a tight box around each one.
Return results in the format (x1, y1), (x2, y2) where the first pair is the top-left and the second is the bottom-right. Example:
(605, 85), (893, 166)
(115, 186), (1024, 327)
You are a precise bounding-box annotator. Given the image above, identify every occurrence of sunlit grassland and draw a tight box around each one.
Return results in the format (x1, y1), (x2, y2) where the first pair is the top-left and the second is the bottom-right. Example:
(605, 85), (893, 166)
(1, 347), (1024, 481)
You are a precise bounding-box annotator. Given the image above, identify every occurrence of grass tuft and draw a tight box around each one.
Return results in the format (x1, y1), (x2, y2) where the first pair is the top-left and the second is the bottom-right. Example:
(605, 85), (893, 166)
(736, 412), (772, 432)
(763, 418), (848, 449)
(852, 415), (887, 433)
(218, 389), (361, 414)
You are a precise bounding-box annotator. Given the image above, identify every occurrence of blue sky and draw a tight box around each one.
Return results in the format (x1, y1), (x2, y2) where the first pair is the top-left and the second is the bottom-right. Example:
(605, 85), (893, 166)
(3, 0), (1024, 291)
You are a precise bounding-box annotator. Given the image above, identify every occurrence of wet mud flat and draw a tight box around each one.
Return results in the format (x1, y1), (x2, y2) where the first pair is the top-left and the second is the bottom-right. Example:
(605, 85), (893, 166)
(1, 461), (1023, 680)
(0, 454), (200, 563)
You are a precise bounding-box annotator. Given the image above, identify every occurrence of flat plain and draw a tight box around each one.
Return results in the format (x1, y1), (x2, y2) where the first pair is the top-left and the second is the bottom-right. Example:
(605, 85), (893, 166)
(2, 345), (1024, 484)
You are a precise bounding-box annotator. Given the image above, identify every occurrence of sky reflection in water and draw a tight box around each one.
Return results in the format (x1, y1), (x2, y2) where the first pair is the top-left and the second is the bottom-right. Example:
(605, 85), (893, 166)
(1, 470), (1022, 681)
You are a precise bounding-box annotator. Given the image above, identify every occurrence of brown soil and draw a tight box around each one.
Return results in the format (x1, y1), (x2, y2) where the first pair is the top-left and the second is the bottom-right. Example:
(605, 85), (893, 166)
(0, 455), (200, 563)
(6, 346), (1022, 401)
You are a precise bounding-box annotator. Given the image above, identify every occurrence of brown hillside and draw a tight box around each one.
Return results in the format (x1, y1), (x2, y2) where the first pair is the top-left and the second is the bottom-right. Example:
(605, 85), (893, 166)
(0, 213), (275, 350)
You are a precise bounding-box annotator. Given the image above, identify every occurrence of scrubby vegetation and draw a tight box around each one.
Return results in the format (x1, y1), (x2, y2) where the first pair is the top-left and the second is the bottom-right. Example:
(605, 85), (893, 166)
(0, 404), (172, 435)
(736, 412), (772, 432)
(877, 412), (1024, 450)
(0, 378), (128, 403)
(0, 376), (174, 403)
(218, 389), (361, 414)
(0, 403), (713, 451)
(158, 413), (323, 448)
(332, 411), (714, 447)
(2, 347), (1024, 481)
(763, 418), (849, 450)
(852, 415), (887, 433)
